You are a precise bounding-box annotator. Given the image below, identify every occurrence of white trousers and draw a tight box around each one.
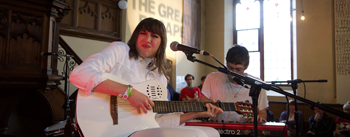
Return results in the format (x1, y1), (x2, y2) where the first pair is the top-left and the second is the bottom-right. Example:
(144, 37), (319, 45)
(130, 126), (220, 137)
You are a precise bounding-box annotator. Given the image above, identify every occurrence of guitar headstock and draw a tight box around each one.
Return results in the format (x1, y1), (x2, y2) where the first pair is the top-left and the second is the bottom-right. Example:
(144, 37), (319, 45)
(234, 102), (254, 116)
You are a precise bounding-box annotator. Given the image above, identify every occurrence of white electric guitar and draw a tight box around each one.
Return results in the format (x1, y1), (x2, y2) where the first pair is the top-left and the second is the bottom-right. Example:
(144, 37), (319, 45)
(76, 73), (253, 137)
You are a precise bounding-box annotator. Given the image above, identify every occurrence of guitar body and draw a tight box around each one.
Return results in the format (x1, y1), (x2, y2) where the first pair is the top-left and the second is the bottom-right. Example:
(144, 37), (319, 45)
(76, 73), (168, 137)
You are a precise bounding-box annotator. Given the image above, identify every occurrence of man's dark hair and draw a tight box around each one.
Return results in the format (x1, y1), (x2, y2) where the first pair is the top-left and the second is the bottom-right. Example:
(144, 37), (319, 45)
(226, 45), (250, 68)
(201, 76), (206, 81)
(310, 101), (320, 110)
(185, 74), (194, 80)
(286, 100), (296, 110)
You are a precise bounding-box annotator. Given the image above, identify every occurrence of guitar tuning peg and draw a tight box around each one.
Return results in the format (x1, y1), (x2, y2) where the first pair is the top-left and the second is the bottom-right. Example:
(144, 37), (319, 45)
(243, 115), (250, 119)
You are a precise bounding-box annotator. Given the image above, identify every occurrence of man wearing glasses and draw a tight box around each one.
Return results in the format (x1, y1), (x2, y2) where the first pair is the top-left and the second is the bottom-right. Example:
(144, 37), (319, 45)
(200, 45), (268, 123)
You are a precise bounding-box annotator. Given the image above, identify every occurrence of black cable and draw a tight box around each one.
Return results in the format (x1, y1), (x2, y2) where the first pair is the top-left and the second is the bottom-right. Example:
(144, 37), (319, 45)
(302, 81), (306, 114)
(209, 55), (228, 70)
(280, 96), (290, 137)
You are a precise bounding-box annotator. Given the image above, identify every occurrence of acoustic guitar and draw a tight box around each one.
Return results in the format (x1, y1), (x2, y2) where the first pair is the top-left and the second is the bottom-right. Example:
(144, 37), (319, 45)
(76, 73), (253, 137)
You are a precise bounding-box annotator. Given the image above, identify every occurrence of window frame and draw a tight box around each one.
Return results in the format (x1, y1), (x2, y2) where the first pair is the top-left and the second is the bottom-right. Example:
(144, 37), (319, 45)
(233, 0), (294, 81)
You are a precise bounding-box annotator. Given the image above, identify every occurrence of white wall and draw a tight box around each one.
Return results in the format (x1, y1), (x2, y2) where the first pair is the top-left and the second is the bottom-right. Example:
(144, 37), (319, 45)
(204, 0), (225, 75)
(295, 0), (335, 103)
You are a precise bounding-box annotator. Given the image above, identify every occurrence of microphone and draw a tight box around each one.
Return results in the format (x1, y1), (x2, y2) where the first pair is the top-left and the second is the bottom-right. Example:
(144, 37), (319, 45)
(41, 52), (59, 56)
(41, 52), (73, 57)
(267, 79), (328, 84)
(170, 41), (209, 55)
(231, 75), (249, 89)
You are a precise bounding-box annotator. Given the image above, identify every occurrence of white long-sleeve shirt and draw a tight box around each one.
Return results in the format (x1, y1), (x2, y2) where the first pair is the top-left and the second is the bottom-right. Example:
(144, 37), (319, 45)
(69, 42), (181, 127)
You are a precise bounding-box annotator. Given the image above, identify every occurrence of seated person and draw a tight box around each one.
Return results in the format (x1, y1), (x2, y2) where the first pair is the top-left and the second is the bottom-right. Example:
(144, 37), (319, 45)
(166, 75), (180, 101)
(279, 100), (304, 137)
(180, 74), (201, 102)
(304, 104), (334, 137)
(200, 45), (269, 123)
(266, 107), (275, 122)
(197, 75), (206, 91)
(334, 101), (350, 137)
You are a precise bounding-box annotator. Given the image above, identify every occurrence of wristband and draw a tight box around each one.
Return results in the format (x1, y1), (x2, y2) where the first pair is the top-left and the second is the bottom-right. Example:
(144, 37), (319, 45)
(119, 85), (133, 99)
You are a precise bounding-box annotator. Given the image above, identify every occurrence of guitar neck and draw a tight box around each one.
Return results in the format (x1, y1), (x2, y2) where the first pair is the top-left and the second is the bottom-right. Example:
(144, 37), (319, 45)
(153, 101), (237, 113)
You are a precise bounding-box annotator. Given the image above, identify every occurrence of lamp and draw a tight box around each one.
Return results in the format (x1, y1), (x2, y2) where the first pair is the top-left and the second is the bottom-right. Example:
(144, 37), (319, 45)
(118, 0), (127, 10)
(300, 0), (305, 20)
(301, 10), (305, 20)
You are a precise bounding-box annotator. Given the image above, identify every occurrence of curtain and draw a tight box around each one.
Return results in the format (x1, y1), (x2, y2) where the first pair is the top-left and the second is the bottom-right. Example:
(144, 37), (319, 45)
(335, 0), (350, 75)
(182, 0), (201, 49)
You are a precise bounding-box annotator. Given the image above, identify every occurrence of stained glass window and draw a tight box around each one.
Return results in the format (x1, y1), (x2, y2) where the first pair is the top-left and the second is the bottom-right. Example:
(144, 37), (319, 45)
(235, 0), (293, 96)
(263, 0), (291, 82)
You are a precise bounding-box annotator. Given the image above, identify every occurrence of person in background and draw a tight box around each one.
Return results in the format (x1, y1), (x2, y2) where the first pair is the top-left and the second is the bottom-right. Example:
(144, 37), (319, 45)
(197, 75), (206, 91)
(303, 104), (334, 137)
(279, 100), (304, 137)
(266, 107), (275, 122)
(166, 75), (180, 101)
(180, 74), (201, 102)
(334, 101), (350, 137)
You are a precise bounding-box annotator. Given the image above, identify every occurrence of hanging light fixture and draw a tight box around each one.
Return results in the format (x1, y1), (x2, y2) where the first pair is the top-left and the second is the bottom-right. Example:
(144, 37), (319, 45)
(300, 0), (305, 20)
(301, 10), (305, 20)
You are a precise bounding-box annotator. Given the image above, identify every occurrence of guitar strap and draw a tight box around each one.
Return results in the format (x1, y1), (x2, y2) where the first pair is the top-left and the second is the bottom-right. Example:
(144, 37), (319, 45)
(110, 95), (118, 125)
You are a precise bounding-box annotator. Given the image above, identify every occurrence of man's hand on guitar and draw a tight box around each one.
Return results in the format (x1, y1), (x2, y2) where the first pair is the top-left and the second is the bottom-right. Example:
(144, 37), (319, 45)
(197, 99), (223, 118)
(128, 89), (154, 114)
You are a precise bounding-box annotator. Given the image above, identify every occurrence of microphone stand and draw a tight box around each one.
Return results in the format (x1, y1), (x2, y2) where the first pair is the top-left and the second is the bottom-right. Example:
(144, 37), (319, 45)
(267, 79), (327, 137)
(62, 54), (74, 137)
(41, 52), (80, 137)
(182, 52), (350, 137)
(291, 82), (300, 137)
(61, 54), (81, 137)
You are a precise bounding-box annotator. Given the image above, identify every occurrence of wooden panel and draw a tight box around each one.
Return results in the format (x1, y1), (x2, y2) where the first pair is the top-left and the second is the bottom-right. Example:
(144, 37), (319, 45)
(0, 9), (8, 67)
(8, 11), (43, 70)
(60, 0), (122, 42)
(100, 5), (118, 33)
(78, 0), (97, 29)
(0, 7), (50, 86)
(0, 0), (67, 135)
(60, 0), (74, 26)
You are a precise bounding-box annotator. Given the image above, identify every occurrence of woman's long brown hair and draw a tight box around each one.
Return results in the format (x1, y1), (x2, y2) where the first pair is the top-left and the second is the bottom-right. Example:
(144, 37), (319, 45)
(127, 18), (168, 75)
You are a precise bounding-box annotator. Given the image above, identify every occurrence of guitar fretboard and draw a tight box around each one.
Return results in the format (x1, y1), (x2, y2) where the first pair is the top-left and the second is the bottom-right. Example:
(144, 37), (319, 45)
(152, 101), (238, 113)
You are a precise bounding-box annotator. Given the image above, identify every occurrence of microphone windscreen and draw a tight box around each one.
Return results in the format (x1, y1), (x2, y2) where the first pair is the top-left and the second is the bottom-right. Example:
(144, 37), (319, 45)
(170, 41), (179, 51)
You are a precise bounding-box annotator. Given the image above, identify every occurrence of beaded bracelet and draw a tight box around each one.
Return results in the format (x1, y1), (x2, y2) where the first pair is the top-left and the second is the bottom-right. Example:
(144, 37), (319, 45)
(119, 85), (133, 99)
